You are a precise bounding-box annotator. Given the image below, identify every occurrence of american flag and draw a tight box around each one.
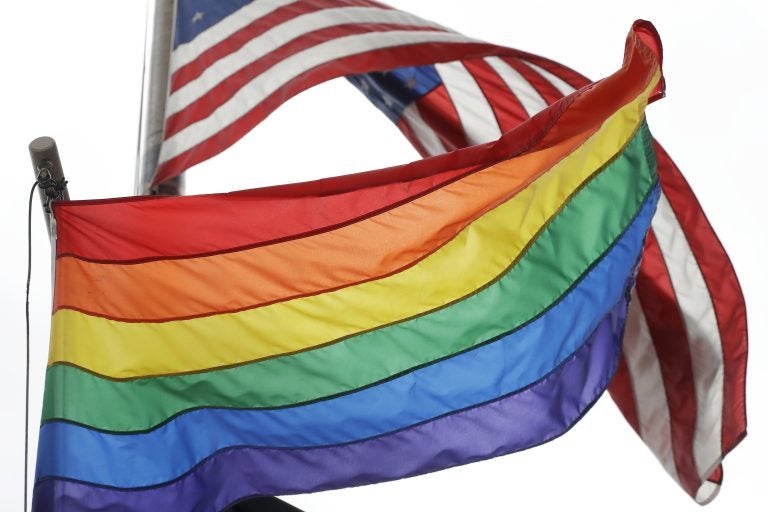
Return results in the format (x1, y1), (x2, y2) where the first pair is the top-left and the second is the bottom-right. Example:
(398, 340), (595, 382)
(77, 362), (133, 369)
(146, 0), (747, 503)
(346, 57), (748, 502)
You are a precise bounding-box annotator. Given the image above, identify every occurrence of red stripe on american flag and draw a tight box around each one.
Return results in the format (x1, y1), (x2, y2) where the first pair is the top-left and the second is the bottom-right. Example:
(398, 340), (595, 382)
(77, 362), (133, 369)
(407, 83), (470, 152)
(523, 57), (589, 90)
(709, 464), (723, 484)
(395, 115), (430, 156)
(170, 0), (388, 92)
(635, 230), (701, 496)
(502, 57), (564, 104)
(462, 59), (529, 132)
(608, 355), (642, 435)
(653, 142), (748, 455)
(165, 23), (448, 139)
(154, 41), (506, 184)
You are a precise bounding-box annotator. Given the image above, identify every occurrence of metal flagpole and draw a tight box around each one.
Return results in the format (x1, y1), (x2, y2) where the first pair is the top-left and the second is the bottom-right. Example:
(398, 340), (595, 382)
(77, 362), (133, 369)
(135, 0), (182, 196)
(133, 2), (302, 510)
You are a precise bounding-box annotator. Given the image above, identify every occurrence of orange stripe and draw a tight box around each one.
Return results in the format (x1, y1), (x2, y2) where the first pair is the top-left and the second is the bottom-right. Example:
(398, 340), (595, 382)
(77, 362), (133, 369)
(55, 129), (591, 322)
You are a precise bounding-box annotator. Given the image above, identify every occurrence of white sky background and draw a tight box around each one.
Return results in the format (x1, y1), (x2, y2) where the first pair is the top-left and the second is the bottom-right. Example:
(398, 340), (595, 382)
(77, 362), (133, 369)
(1, 1), (765, 510)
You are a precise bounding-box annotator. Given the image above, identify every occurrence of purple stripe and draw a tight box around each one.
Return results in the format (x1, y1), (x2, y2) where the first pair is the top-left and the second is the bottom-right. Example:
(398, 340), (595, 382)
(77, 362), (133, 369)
(32, 295), (626, 512)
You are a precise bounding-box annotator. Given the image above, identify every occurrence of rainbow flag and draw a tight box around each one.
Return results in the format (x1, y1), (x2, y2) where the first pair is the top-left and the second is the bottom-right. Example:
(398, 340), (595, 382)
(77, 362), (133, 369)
(34, 24), (662, 511)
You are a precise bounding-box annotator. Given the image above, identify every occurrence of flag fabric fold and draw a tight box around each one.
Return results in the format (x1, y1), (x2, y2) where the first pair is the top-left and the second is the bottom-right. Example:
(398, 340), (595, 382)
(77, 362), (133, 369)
(33, 21), (667, 511)
(145, 0), (747, 501)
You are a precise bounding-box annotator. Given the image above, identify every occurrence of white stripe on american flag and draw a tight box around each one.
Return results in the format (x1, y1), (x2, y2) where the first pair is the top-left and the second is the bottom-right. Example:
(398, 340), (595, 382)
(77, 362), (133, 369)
(167, 6), (449, 116)
(434, 61), (501, 144)
(522, 60), (577, 96)
(695, 480), (721, 505)
(159, 30), (480, 164)
(651, 193), (724, 480)
(484, 56), (547, 117)
(400, 103), (446, 156)
(624, 288), (680, 482)
(171, 0), (299, 73)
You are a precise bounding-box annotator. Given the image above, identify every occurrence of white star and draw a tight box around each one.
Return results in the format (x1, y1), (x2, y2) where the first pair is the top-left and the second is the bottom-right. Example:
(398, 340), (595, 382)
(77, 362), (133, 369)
(382, 95), (394, 108)
(192, 11), (204, 23)
(359, 80), (371, 94)
(404, 77), (417, 91)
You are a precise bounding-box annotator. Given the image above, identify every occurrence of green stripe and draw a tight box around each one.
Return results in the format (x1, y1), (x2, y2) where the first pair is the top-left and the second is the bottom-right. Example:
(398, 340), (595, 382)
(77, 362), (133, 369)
(43, 123), (657, 433)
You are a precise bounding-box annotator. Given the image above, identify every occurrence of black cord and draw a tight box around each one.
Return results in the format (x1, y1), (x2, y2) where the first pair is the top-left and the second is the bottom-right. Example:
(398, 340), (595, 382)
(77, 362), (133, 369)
(25, 181), (38, 512)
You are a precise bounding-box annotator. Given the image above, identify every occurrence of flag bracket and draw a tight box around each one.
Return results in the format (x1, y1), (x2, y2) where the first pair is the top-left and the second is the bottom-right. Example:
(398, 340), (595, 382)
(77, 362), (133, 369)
(28, 136), (69, 236)
(35, 165), (68, 213)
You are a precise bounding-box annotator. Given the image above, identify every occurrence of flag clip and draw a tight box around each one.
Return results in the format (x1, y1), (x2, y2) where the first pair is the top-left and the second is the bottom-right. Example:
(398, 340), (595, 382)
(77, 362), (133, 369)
(36, 160), (68, 212)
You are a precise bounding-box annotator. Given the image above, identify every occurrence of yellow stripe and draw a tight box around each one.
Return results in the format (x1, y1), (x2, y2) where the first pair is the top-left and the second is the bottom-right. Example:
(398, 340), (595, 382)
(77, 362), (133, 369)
(49, 81), (655, 378)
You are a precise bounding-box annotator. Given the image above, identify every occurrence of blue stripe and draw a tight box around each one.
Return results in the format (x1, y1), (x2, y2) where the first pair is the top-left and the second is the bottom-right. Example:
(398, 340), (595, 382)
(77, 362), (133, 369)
(35, 186), (658, 488)
(33, 303), (624, 508)
(174, 0), (254, 48)
(347, 65), (442, 122)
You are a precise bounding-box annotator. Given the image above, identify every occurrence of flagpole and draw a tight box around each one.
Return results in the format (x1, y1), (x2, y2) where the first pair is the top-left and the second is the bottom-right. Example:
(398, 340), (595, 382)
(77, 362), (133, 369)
(132, 3), (303, 510)
(135, 0), (182, 196)
(26, 136), (69, 512)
